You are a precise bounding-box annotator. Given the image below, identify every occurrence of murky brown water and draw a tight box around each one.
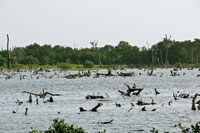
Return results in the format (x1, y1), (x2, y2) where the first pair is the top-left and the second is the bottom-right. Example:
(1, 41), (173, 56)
(0, 68), (200, 133)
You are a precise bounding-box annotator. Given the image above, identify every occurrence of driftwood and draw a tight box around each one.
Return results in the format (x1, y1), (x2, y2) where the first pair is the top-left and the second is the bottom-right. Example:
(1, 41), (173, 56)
(95, 70), (115, 77)
(16, 99), (23, 105)
(117, 72), (134, 77)
(118, 84), (143, 96)
(137, 99), (155, 106)
(178, 93), (190, 98)
(170, 70), (180, 76)
(79, 103), (103, 112)
(85, 95), (104, 99)
(173, 92), (178, 100)
(141, 106), (146, 111)
(98, 119), (113, 124)
(115, 103), (121, 107)
(44, 97), (54, 103)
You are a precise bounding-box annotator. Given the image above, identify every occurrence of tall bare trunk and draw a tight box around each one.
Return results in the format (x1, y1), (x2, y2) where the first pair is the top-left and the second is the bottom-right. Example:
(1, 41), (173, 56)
(7, 34), (11, 70)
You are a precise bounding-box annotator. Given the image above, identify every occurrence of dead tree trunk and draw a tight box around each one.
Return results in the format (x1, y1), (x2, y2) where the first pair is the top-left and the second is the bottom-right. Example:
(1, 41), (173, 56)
(165, 34), (171, 66)
(7, 34), (11, 70)
(192, 93), (197, 110)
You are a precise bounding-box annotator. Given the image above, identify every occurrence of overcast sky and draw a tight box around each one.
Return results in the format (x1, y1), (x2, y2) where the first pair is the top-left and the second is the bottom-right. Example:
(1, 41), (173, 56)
(0, 0), (200, 49)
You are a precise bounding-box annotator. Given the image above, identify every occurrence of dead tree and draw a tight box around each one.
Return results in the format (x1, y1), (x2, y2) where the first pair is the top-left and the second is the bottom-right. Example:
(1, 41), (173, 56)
(164, 34), (171, 66)
(90, 40), (102, 67)
(7, 34), (11, 70)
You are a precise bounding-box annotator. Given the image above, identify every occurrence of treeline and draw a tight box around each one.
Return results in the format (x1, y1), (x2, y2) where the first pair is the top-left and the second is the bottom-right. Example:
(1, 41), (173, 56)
(0, 36), (200, 68)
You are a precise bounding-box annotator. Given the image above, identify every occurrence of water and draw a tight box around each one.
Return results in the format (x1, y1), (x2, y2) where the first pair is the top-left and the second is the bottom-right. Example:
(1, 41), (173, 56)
(0, 68), (200, 133)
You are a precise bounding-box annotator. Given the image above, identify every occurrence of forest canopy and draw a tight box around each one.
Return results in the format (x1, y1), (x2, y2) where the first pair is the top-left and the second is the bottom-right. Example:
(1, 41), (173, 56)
(0, 37), (200, 68)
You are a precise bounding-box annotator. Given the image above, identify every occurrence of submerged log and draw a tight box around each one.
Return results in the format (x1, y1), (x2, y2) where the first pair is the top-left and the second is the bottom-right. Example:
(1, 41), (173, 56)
(98, 119), (114, 124)
(95, 70), (115, 77)
(79, 107), (87, 112)
(154, 88), (160, 95)
(141, 106), (146, 111)
(16, 99), (23, 105)
(79, 103), (103, 112)
(90, 103), (103, 111)
(117, 72), (134, 77)
(178, 93), (190, 98)
(118, 84), (143, 96)
(85, 95), (104, 99)
(137, 99), (153, 106)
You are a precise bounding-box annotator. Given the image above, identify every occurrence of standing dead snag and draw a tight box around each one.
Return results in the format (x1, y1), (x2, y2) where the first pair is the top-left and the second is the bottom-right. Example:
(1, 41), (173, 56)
(7, 34), (11, 70)
(29, 94), (32, 103)
(25, 108), (28, 115)
(148, 69), (154, 76)
(192, 93), (197, 110)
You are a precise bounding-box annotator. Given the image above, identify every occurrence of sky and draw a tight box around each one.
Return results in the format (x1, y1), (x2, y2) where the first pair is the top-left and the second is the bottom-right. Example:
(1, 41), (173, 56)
(0, 0), (200, 49)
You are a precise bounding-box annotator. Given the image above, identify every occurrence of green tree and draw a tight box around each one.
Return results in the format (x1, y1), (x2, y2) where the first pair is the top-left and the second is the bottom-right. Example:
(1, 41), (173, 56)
(83, 60), (94, 68)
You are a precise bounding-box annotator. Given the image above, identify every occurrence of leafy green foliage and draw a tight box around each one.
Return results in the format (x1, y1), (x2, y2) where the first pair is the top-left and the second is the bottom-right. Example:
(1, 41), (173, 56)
(0, 55), (6, 66)
(1, 37), (200, 68)
(83, 60), (94, 68)
(174, 122), (200, 133)
(57, 60), (72, 70)
(150, 121), (200, 133)
(31, 118), (86, 133)
(150, 128), (158, 133)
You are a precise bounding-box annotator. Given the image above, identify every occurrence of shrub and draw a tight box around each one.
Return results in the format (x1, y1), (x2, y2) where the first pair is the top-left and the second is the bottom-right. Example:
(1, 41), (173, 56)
(83, 60), (94, 68)
(31, 118), (86, 133)
(57, 62), (72, 70)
